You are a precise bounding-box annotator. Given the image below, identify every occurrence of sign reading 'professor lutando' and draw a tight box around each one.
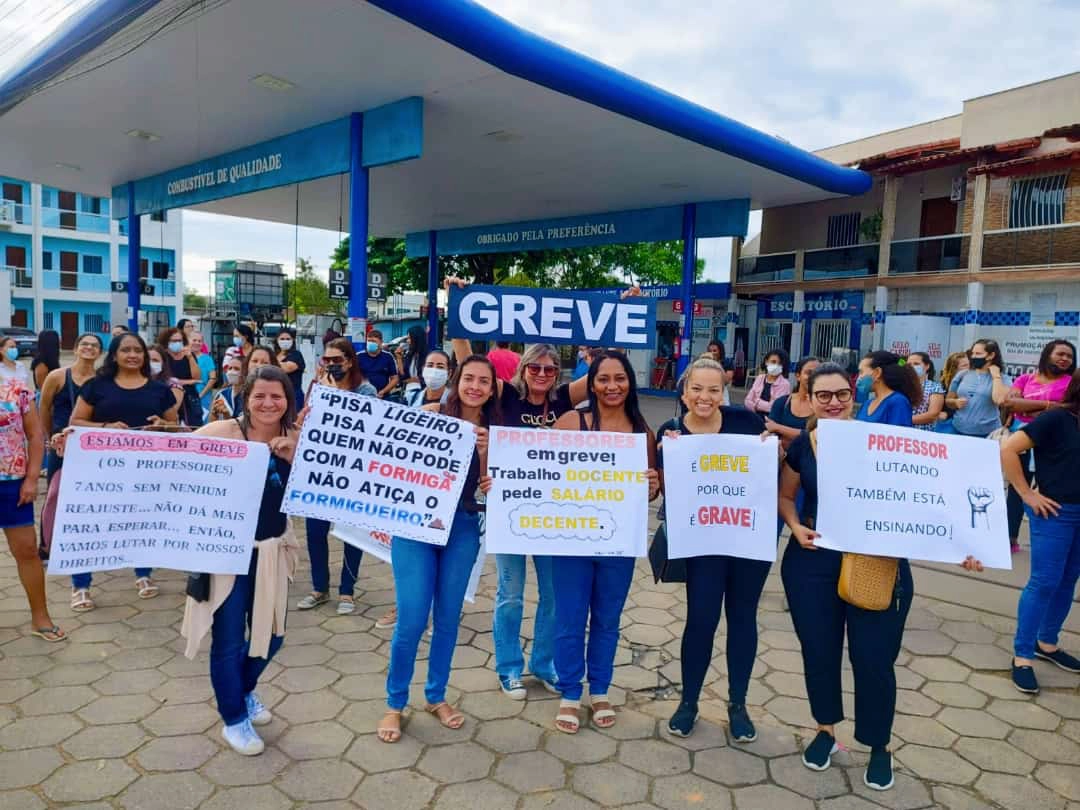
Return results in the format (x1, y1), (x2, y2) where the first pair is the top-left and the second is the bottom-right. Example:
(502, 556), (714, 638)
(814, 419), (1011, 569)
(48, 429), (269, 575)
(282, 386), (477, 545)
(485, 427), (649, 557)
(447, 285), (656, 349)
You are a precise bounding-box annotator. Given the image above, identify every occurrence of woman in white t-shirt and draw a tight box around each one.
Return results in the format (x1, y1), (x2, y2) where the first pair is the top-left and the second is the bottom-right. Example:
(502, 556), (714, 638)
(0, 335), (31, 387)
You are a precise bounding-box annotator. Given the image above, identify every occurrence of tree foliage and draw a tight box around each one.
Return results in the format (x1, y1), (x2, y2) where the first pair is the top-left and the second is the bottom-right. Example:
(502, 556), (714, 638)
(182, 286), (207, 310)
(285, 257), (342, 315)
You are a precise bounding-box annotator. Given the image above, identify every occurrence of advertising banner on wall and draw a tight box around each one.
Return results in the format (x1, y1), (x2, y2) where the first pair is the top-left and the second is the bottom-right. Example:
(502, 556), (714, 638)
(883, 316), (952, 363)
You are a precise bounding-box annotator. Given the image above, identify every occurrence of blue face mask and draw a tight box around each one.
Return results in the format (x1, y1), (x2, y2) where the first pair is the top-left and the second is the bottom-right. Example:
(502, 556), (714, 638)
(167, 341), (183, 354)
(4, 347), (18, 362)
(366, 341), (379, 354)
(855, 375), (874, 400)
(233, 336), (244, 347)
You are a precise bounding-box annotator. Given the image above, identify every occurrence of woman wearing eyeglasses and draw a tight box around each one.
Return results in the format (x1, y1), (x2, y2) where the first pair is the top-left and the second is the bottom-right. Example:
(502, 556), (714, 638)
(296, 339), (376, 616)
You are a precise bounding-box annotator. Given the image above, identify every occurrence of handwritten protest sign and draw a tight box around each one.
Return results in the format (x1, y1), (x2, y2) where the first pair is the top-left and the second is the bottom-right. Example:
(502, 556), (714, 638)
(661, 433), (778, 562)
(48, 429), (269, 575)
(485, 426), (649, 557)
(815, 419), (1011, 569)
(283, 386), (476, 545)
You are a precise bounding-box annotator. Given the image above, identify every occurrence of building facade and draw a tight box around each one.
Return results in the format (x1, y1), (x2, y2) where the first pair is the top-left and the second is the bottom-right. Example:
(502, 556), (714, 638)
(730, 72), (1080, 377)
(0, 176), (183, 347)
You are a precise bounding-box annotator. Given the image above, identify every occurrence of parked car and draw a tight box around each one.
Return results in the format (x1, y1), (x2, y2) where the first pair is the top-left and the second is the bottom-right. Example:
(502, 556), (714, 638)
(1, 326), (37, 357)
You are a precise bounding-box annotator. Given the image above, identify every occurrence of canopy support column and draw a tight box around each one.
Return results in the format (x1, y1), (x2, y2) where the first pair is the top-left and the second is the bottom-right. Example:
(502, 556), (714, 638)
(348, 112), (369, 348)
(677, 203), (697, 378)
(126, 182), (141, 333)
(426, 231), (438, 343)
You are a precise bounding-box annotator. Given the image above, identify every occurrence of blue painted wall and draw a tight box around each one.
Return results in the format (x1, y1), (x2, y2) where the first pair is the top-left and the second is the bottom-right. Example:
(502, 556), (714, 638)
(41, 236), (111, 292)
(42, 299), (112, 343)
(119, 246), (176, 297)
(11, 297), (33, 329)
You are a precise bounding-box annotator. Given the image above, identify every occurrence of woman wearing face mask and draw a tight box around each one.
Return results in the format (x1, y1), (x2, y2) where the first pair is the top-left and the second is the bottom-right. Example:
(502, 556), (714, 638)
(297, 339), (375, 615)
(857, 351), (921, 427)
(211, 356), (246, 421)
(158, 327), (203, 427)
(1004, 340), (1076, 554)
(944, 339), (1011, 437)
(781, 362), (982, 790)
(854, 355), (874, 407)
(396, 325), (428, 402)
(0, 335), (31, 386)
(744, 350), (791, 416)
(148, 346), (185, 412)
(378, 356), (495, 743)
(230, 324), (256, 361)
(190, 332), (217, 418)
(69, 333), (179, 603)
(274, 327), (306, 409)
(765, 356), (820, 449)
(549, 351), (659, 734)
(907, 352), (945, 430)
(406, 349), (452, 408)
(656, 358), (767, 740)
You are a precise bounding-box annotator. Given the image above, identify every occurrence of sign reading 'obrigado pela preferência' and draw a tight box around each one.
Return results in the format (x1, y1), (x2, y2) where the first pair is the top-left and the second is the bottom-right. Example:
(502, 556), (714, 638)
(814, 419), (1011, 569)
(485, 427), (650, 557)
(283, 386), (477, 545)
(447, 285), (656, 349)
(48, 429), (270, 575)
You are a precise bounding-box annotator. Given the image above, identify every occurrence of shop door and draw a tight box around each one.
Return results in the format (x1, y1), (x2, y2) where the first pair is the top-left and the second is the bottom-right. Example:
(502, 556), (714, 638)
(919, 197), (960, 272)
(58, 191), (77, 230)
(809, 319), (852, 359)
(59, 312), (79, 349)
(756, 319), (792, 368)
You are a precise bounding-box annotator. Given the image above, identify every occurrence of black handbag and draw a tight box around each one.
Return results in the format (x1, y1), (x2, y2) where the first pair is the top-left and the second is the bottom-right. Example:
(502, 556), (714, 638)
(185, 572), (211, 602)
(648, 522), (687, 583)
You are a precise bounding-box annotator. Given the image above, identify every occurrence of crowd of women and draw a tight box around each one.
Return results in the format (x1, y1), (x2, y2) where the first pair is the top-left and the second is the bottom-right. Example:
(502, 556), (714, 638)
(1, 289), (1077, 792)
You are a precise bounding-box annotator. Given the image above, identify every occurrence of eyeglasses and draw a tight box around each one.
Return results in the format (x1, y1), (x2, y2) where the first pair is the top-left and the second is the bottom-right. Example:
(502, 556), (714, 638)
(321, 356), (345, 366)
(526, 363), (559, 376)
(813, 389), (853, 404)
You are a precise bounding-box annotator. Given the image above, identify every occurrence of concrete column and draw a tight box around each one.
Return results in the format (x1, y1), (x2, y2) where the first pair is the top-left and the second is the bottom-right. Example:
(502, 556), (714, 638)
(723, 237), (741, 357)
(967, 172), (989, 273)
(790, 289), (805, 362)
(962, 281), (984, 348)
(878, 174), (901, 277)
(873, 285), (888, 350)
(31, 183), (43, 331)
(347, 112), (369, 348)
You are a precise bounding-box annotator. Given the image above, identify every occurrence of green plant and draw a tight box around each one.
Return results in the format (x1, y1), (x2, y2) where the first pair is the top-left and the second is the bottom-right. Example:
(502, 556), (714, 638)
(859, 211), (883, 243)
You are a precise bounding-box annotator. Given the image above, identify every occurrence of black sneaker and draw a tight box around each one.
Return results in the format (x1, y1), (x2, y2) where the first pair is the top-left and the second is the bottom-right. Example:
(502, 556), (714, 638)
(728, 703), (757, 743)
(1035, 647), (1080, 673)
(864, 747), (894, 791)
(666, 702), (697, 738)
(1011, 664), (1040, 694)
(802, 730), (838, 771)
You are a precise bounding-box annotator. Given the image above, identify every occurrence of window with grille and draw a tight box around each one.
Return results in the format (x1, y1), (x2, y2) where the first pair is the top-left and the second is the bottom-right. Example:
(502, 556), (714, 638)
(83, 313), (105, 333)
(827, 212), (861, 247)
(1009, 173), (1068, 228)
(83, 255), (103, 274)
(43, 312), (54, 330)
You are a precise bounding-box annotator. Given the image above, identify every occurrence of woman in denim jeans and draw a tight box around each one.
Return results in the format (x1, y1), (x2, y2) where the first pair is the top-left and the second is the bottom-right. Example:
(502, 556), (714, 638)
(1002, 368), (1080, 695)
(378, 355), (497, 743)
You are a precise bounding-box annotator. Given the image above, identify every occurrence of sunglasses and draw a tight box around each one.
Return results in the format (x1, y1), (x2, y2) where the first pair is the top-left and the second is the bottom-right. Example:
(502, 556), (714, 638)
(526, 363), (559, 376)
(812, 389), (853, 404)
(321, 356), (345, 366)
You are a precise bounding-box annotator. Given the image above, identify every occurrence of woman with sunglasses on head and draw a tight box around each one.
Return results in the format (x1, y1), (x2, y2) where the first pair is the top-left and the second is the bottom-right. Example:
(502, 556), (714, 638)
(780, 363), (982, 790)
(944, 339), (1011, 437)
(182, 366), (300, 755)
(857, 351), (921, 428)
(378, 355), (496, 743)
(297, 339), (375, 616)
(549, 350), (659, 734)
(906, 352), (946, 430)
(658, 358), (767, 741)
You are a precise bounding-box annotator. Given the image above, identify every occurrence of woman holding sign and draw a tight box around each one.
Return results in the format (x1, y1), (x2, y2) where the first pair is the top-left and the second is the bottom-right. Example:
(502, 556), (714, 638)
(549, 351), (659, 733)
(656, 358), (767, 741)
(181, 365), (299, 756)
(856, 351), (921, 427)
(379, 355), (495, 743)
(68, 332), (179, 603)
(779, 363), (982, 791)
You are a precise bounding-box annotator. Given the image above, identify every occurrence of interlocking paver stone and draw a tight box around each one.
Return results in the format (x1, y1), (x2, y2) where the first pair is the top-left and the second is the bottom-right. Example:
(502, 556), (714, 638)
(277, 759), (363, 801)
(417, 740), (494, 782)
(930, 784), (997, 809)
(434, 780), (519, 810)
(41, 759), (138, 802)
(345, 731), (424, 772)
(277, 720), (354, 760)
(768, 753), (848, 799)
(0, 747), (65, 790)
(546, 726), (618, 763)
(37, 661), (111, 686)
(618, 738), (692, 775)
(848, 770), (933, 809)
(15, 684), (96, 715)
(921, 681), (988, 708)
(986, 698), (1062, 730)
(62, 723), (147, 758)
(694, 746), (768, 786)
(730, 784), (813, 809)
(199, 785), (293, 810)
(0, 714), (83, 748)
(494, 750), (567, 792)
(938, 707), (1012, 739)
(353, 770), (438, 810)
(891, 714), (959, 747)
(954, 736), (1036, 774)
(573, 762), (649, 806)
(975, 771), (1067, 810)
(135, 734), (219, 771)
(894, 744), (980, 785)
(119, 773), (214, 810)
(143, 703), (220, 736)
(201, 747), (291, 786)
(652, 773), (733, 810)
(77, 693), (160, 724)
(0, 789), (46, 810)
(1036, 763), (1080, 801)
(92, 667), (168, 695)
(1009, 728), (1080, 764)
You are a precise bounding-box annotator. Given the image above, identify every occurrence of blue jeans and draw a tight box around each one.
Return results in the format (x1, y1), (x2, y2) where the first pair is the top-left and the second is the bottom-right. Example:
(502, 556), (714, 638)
(493, 553), (556, 683)
(305, 518), (363, 596)
(210, 550), (284, 725)
(386, 510), (481, 710)
(1014, 503), (1080, 659)
(72, 568), (152, 589)
(551, 555), (635, 701)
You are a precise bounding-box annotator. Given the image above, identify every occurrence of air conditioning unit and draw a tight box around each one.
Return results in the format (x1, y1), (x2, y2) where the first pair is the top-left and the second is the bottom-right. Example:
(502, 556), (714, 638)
(0, 200), (14, 227)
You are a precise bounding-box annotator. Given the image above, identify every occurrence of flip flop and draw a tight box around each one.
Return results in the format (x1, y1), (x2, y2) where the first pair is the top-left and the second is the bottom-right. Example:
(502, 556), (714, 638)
(32, 625), (67, 642)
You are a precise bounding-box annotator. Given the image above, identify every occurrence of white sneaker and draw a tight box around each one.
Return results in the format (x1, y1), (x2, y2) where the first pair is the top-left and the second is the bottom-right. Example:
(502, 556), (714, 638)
(221, 718), (265, 755)
(245, 692), (272, 726)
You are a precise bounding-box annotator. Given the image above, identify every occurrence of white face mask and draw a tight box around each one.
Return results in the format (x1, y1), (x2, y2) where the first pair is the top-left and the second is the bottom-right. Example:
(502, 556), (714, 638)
(423, 367), (449, 389)
(149, 361), (163, 376)
(226, 370), (242, 384)
(766, 363), (782, 376)
(278, 339), (293, 350)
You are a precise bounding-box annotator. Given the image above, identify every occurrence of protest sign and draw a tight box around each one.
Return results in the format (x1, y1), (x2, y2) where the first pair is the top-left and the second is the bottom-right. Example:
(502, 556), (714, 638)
(485, 426), (649, 557)
(814, 419), (1011, 569)
(660, 433), (778, 562)
(283, 386), (476, 545)
(447, 284), (656, 349)
(48, 428), (269, 576)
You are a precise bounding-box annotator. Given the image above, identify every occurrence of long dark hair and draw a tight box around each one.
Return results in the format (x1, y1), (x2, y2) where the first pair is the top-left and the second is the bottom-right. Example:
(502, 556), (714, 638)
(909, 351), (936, 380)
(444, 355), (500, 427)
(324, 338), (365, 391)
(792, 355), (820, 391)
(234, 322), (255, 346)
(241, 365), (296, 433)
(403, 324), (428, 379)
(585, 350), (649, 434)
(98, 332), (151, 380)
(763, 347), (790, 375)
(970, 338), (1004, 370)
(33, 329), (61, 372)
(1038, 339), (1077, 377)
(867, 350), (921, 407)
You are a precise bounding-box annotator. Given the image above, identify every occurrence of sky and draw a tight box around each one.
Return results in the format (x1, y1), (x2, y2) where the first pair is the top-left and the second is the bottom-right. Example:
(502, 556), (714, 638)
(5, 0), (1080, 294)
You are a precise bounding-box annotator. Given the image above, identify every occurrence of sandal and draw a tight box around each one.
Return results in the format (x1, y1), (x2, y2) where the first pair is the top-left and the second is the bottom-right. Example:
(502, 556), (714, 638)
(377, 709), (402, 743)
(555, 699), (581, 734)
(375, 607), (397, 629)
(70, 588), (95, 613)
(591, 698), (616, 730)
(337, 596), (357, 615)
(135, 577), (159, 599)
(31, 625), (67, 642)
(296, 592), (329, 610)
(425, 702), (465, 730)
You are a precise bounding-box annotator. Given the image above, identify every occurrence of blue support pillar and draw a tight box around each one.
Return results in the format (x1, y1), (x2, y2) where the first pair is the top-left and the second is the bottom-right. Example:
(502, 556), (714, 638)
(426, 230), (439, 345)
(126, 182), (141, 333)
(347, 113), (369, 348)
(676, 203), (697, 378)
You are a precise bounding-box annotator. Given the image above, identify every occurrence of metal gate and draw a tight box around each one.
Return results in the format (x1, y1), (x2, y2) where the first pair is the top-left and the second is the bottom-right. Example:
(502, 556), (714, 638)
(756, 319), (792, 366)
(809, 319), (851, 359)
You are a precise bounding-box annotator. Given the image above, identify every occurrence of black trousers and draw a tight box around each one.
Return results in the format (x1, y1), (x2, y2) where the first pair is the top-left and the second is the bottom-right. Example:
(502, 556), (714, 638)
(1007, 449), (1034, 541)
(781, 539), (912, 748)
(681, 554), (771, 707)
